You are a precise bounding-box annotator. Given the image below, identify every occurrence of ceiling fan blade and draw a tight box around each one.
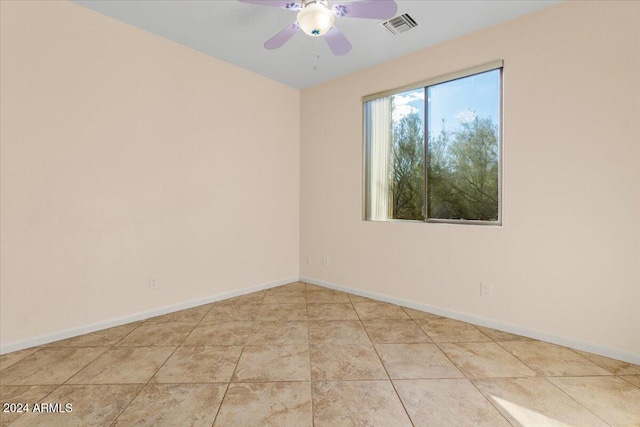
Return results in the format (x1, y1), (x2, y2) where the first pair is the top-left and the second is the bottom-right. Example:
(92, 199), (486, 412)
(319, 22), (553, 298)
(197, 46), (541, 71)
(264, 22), (299, 50)
(238, 0), (301, 10)
(324, 26), (352, 56)
(333, 0), (398, 20)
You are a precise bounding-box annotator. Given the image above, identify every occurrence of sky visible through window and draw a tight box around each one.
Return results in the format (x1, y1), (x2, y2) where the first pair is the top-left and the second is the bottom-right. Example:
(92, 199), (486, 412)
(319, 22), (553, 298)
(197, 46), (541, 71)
(392, 69), (500, 136)
(385, 69), (501, 222)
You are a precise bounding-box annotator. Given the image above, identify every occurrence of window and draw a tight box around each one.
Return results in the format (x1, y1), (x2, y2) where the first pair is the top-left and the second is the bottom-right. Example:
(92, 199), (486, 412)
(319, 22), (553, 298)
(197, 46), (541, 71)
(364, 61), (502, 224)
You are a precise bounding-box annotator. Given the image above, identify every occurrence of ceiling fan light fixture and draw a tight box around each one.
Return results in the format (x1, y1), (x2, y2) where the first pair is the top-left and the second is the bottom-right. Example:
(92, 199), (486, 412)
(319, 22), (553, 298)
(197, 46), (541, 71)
(297, 1), (335, 37)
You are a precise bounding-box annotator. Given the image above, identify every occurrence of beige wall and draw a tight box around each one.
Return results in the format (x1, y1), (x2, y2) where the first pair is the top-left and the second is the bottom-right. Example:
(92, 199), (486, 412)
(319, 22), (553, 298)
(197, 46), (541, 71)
(0, 1), (300, 347)
(300, 1), (640, 355)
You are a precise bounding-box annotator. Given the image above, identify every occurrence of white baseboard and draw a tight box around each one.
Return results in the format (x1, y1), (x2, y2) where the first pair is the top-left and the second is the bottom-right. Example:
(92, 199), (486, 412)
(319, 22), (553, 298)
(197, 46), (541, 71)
(0, 276), (297, 355)
(5, 274), (638, 366)
(300, 276), (640, 366)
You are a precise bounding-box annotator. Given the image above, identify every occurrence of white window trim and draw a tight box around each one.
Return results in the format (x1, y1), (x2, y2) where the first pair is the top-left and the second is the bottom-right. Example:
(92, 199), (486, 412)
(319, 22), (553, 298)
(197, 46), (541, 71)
(362, 60), (504, 103)
(362, 60), (504, 226)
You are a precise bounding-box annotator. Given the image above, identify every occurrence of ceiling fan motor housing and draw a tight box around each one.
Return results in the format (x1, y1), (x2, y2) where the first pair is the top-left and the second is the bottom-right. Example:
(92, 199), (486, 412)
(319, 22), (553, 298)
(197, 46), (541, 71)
(300, 0), (330, 8)
(298, 0), (335, 37)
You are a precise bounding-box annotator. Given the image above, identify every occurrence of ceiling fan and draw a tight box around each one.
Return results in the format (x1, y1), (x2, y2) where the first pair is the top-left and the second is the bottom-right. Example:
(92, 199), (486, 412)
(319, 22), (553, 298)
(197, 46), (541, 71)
(239, 0), (398, 56)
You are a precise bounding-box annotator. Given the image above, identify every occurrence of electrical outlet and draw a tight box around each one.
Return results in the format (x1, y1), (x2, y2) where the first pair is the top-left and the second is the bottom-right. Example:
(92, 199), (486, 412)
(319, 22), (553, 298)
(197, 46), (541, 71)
(480, 282), (492, 298)
(323, 256), (330, 267)
(305, 254), (311, 264)
(149, 277), (157, 291)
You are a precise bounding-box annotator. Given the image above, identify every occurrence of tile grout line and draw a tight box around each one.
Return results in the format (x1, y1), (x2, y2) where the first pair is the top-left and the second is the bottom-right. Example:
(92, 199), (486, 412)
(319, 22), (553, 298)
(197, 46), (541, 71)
(1, 383), (60, 425)
(208, 383), (230, 427)
(618, 375), (640, 389)
(29, 345), (112, 405)
(565, 347), (622, 375)
(8, 305), (213, 425)
(110, 302), (218, 426)
(401, 306), (439, 344)
(2, 319), (153, 425)
(304, 282), (316, 427)
(492, 340), (543, 375)
(213, 284), (305, 425)
(350, 295), (419, 426)
(43, 320), (145, 386)
(0, 348), (39, 372)
(184, 301), (236, 427)
(212, 287), (269, 426)
(360, 310), (416, 427)
(492, 341), (625, 379)
(488, 340), (614, 426)
(428, 331), (514, 427)
(541, 376), (612, 426)
(387, 380), (416, 427)
(212, 348), (246, 427)
(207, 291), (266, 427)
(465, 377), (514, 426)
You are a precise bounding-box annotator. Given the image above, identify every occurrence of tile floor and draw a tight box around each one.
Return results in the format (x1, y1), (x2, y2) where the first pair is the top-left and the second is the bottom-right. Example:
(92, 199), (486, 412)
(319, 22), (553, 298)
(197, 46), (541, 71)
(1, 282), (639, 426)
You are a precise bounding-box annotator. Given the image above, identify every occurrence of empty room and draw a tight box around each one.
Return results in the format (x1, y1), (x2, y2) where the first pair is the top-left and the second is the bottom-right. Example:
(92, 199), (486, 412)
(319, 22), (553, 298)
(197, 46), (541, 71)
(1, 0), (639, 425)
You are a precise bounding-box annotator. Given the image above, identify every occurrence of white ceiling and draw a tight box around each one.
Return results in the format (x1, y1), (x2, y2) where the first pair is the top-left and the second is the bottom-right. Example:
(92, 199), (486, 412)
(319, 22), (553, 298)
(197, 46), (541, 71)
(74, 0), (560, 89)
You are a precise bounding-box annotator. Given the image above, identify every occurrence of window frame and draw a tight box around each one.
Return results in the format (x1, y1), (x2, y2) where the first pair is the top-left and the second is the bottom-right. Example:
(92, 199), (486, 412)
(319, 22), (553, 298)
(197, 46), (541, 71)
(362, 60), (504, 226)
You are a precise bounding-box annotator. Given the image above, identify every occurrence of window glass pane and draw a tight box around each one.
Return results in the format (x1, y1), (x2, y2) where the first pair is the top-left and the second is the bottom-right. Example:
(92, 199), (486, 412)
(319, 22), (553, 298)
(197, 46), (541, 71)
(427, 69), (500, 221)
(390, 88), (425, 220)
(364, 96), (393, 221)
(364, 88), (425, 221)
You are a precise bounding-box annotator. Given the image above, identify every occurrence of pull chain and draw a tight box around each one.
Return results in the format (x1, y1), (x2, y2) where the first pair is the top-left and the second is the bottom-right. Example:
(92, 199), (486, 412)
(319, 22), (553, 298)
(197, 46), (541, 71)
(313, 37), (320, 71)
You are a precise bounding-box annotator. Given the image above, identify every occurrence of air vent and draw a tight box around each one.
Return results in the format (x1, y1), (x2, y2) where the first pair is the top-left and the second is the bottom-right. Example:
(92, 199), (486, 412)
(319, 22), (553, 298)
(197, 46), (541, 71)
(381, 13), (418, 35)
